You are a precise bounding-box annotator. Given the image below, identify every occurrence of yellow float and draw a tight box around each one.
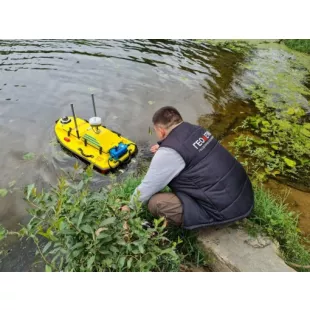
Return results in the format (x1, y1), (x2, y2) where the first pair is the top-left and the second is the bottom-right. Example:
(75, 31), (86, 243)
(54, 94), (137, 173)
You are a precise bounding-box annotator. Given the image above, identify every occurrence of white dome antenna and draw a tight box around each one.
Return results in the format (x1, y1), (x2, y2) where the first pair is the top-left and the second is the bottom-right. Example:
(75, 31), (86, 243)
(89, 116), (102, 126)
(89, 94), (102, 133)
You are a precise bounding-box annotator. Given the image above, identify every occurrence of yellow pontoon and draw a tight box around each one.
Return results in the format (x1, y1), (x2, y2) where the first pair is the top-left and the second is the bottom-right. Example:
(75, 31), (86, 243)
(54, 94), (137, 173)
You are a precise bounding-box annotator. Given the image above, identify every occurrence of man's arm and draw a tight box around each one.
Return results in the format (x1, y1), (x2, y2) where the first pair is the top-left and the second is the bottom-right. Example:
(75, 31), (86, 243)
(129, 147), (185, 208)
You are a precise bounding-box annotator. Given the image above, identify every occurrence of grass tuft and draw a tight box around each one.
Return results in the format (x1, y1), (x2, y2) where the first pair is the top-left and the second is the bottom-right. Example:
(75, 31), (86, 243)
(284, 39), (310, 54)
(246, 185), (310, 271)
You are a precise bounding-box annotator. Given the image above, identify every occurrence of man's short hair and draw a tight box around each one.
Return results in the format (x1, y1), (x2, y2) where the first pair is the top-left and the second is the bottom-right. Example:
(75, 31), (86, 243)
(152, 106), (183, 128)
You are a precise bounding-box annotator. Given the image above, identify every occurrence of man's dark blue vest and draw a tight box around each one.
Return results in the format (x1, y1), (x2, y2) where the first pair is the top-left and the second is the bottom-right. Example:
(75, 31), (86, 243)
(157, 122), (254, 230)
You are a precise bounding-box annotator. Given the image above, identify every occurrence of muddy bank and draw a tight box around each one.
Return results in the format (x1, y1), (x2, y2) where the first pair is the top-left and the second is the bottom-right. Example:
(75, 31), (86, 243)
(264, 179), (310, 239)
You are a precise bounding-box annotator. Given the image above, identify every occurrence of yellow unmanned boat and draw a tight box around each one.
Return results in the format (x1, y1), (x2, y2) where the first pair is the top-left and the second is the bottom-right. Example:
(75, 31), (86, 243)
(54, 94), (137, 173)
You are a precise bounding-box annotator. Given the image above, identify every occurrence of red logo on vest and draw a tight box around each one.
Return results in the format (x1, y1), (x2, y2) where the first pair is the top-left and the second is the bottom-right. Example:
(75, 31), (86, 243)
(193, 131), (212, 150)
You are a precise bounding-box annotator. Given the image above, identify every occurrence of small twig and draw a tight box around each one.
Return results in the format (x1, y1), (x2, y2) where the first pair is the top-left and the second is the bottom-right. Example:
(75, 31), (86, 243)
(34, 239), (54, 268)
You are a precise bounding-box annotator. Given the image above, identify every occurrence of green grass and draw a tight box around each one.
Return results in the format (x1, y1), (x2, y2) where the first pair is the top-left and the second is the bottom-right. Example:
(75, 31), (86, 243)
(246, 185), (310, 271)
(284, 40), (310, 54)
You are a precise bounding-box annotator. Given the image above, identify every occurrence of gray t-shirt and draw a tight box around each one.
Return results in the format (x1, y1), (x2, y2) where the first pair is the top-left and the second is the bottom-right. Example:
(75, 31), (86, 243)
(129, 147), (185, 207)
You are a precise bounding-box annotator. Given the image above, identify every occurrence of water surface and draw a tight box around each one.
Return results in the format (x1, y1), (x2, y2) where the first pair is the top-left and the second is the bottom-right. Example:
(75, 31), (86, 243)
(0, 39), (260, 271)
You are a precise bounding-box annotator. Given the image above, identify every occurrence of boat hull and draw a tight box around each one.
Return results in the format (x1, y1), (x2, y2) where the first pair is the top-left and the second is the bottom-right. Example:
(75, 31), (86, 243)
(54, 117), (137, 172)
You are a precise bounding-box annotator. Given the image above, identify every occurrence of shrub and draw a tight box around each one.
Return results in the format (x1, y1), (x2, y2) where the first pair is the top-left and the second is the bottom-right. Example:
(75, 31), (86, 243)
(2, 165), (181, 272)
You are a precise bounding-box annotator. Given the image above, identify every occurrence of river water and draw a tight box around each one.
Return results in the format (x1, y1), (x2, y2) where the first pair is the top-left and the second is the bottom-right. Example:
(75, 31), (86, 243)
(0, 39), (250, 270)
(1, 39), (308, 271)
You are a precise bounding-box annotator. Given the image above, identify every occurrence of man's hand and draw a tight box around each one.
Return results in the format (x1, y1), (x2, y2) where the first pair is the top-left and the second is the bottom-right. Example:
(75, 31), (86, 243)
(150, 144), (159, 153)
(120, 205), (130, 212)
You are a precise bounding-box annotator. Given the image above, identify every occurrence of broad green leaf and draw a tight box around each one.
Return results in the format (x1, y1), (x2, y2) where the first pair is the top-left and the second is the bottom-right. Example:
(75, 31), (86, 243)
(109, 245), (119, 253)
(0, 225), (7, 240)
(77, 212), (84, 228)
(253, 138), (265, 145)
(42, 242), (52, 254)
(99, 250), (110, 255)
(98, 236), (113, 243)
(303, 123), (310, 130)
(59, 229), (76, 235)
(59, 220), (66, 231)
(118, 256), (126, 269)
(283, 157), (296, 168)
(138, 245), (145, 254)
(102, 258), (113, 267)
(96, 233), (110, 239)
(286, 108), (295, 115)
(26, 184), (35, 200)
(72, 249), (83, 258)
(71, 242), (84, 251)
(271, 144), (279, 150)
(81, 224), (93, 234)
(127, 257), (133, 269)
(262, 120), (270, 127)
(0, 188), (8, 198)
(23, 152), (35, 160)
(45, 265), (52, 272)
(301, 128), (310, 137)
(87, 256), (95, 269)
(260, 127), (271, 133)
(59, 257), (64, 270)
(117, 240), (126, 246)
(99, 217), (116, 227)
(250, 118), (261, 128)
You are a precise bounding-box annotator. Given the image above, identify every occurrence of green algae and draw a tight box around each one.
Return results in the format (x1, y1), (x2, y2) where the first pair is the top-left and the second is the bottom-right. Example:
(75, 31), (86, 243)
(230, 47), (310, 189)
(194, 40), (310, 189)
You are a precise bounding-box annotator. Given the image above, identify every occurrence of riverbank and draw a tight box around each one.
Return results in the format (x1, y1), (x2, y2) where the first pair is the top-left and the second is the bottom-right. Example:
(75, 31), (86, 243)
(1, 163), (309, 271)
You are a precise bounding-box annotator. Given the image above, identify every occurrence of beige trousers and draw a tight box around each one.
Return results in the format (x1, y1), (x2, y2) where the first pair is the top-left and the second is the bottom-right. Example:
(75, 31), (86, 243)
(148, 192), (183, 226)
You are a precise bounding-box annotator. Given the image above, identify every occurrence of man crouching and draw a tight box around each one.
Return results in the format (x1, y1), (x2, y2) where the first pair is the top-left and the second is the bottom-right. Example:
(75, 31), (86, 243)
(123, 106), (254, 230)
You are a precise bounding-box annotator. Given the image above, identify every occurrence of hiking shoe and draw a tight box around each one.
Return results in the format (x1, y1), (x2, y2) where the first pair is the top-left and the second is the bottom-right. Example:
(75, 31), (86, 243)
(142, 220), (154, 230)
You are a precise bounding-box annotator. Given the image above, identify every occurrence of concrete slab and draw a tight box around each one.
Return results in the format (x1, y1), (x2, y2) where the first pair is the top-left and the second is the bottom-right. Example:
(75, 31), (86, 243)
(198, 225), (295, 272)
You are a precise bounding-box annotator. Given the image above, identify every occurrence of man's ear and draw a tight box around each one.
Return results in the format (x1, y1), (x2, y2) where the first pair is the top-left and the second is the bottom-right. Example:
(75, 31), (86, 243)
(159, 126), (166, 138)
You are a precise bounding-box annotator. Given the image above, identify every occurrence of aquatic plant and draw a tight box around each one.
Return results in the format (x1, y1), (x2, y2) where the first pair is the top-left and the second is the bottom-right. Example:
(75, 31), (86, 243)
(230, 49), (310, 189)
(230, 92), (310, 188)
